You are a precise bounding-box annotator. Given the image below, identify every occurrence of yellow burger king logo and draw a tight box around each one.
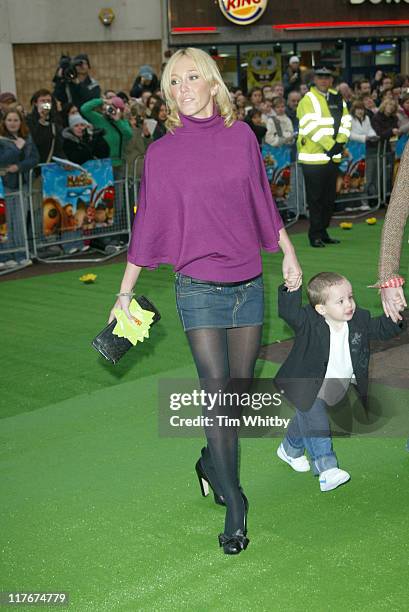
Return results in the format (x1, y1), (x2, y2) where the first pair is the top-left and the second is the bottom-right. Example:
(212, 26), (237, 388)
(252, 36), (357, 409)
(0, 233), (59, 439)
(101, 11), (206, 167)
(218, 0), (268, 26)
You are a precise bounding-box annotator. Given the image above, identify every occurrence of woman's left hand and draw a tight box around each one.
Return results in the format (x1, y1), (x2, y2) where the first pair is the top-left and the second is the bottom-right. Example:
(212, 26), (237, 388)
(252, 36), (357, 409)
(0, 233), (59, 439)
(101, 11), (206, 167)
(380, 286), (407, 322)
(282, 251), (302, 291)
(6, 164), (19, 173)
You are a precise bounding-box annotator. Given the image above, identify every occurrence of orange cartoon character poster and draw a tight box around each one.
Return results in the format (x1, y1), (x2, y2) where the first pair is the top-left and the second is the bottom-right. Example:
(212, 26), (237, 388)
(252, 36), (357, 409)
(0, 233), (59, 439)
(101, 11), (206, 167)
(41, 159), (114, 236)
(262, 142), (292, 205)
(337, 142), (366, 195)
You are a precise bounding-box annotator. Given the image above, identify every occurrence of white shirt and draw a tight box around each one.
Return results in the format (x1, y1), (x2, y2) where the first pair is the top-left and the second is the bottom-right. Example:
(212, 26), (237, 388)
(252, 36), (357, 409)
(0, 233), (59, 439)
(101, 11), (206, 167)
(265, 113), (294, 147)
(318, 321), (355, 406)
(350, 116), (377, 143)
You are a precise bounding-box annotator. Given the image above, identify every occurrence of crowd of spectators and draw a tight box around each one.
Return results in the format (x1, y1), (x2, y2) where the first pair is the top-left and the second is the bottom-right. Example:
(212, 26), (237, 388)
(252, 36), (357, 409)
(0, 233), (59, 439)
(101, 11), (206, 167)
(234, 62), (409, 151)
(1, 51), (408, 269)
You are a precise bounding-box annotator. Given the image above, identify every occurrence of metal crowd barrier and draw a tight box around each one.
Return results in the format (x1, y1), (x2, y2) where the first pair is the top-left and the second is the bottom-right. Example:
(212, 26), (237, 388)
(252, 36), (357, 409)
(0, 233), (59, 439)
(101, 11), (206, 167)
(332, 141), (382, 219)
(132, 157), (144, 225)
(0, 141), (405, 274)
(0, 174), (32, 276)
(28, 158), (131, 264)
(261, 142), (306, 228)
(380, 138), (396, 205)
(274, 161), (306, 228)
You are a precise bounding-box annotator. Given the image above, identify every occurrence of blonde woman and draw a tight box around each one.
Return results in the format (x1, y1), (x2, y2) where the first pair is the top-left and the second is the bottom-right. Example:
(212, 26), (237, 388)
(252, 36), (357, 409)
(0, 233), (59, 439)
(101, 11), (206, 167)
(109, 48), (302, 554)
(371, 99), (399, 142)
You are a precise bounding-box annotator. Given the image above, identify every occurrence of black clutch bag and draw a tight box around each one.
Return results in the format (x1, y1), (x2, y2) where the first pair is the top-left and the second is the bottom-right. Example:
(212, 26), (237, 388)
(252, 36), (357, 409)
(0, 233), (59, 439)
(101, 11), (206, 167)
(92, 295), (161, 364)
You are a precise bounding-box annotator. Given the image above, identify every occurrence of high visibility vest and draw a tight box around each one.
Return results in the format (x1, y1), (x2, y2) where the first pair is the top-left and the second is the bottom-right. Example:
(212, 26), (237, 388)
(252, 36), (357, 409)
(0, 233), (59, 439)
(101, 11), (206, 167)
(297, 86), (351, 165)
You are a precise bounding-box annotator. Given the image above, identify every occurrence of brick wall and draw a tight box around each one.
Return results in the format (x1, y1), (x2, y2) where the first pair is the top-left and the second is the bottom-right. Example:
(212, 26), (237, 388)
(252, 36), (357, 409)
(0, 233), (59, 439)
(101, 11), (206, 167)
(13, 40), (162, 109)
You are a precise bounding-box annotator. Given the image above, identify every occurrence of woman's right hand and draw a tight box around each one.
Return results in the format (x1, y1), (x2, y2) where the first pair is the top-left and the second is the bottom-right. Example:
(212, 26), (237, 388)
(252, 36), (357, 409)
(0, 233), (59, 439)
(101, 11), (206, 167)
(108, 294), (134, 324)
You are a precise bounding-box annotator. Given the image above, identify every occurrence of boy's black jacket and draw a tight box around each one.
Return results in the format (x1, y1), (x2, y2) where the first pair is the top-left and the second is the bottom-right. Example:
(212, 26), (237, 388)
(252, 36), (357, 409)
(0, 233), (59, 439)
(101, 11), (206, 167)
(275, 285), (403, 410)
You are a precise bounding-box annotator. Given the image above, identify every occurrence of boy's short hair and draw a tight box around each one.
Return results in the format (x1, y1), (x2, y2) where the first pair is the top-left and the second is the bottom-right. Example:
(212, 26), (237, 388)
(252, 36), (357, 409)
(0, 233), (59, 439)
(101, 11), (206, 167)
(307, 272), (348, 307)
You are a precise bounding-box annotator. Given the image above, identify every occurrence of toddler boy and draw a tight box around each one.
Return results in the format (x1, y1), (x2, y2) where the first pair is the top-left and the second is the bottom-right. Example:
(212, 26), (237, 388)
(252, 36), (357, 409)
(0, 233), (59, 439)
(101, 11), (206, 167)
(275, 272), (403, 491)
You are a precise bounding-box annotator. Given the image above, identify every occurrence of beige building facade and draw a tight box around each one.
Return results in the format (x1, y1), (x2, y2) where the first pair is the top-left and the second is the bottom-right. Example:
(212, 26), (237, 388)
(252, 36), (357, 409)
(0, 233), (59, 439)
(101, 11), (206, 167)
(0, 0), (166, 107)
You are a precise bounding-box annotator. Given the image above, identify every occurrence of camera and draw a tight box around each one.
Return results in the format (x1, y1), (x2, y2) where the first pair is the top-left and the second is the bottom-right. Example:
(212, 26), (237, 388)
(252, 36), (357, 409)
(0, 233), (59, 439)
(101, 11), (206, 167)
(58, 55), (77, 82)
(105, 105), (117, 116)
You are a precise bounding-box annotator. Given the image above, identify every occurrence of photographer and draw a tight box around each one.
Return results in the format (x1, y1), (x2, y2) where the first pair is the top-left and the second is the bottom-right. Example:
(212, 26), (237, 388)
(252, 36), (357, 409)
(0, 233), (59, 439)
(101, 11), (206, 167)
(283, 56), (302, 97)
(53, 53), (101, 109)
(129, 65), (159, 99)
(26, 89), (64, 164)
(62, 113), (109, 165)
(81, 96), (132, 251)
(80, 96), (132, 166)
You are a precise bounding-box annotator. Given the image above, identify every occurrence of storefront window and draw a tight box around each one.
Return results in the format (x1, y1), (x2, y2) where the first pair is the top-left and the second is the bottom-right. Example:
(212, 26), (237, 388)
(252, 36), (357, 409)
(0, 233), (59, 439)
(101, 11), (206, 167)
(376, 43), (398, 66)
(297, 41), (344, 75)
(351, 44), (374, 68)
(198, 45), (238, 88)
(351, 41), (398, 68)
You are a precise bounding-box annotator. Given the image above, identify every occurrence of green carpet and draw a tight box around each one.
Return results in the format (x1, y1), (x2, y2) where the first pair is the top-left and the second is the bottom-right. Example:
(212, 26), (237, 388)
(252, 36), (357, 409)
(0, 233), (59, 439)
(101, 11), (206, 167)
(3, 219), (405, 419)
(1, 219), (409, 611)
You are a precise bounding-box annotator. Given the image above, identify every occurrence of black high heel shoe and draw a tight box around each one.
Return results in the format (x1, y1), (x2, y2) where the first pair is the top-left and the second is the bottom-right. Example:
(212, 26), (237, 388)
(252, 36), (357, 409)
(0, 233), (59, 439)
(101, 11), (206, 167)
(195, 459), (226, 506)
(218, 530), (249, 555)
(218, 493), (249, 555)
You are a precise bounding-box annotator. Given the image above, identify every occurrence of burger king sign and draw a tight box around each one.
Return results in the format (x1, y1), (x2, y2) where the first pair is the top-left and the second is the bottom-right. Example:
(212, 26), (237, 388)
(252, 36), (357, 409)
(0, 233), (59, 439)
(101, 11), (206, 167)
(218, 0), (269, 26)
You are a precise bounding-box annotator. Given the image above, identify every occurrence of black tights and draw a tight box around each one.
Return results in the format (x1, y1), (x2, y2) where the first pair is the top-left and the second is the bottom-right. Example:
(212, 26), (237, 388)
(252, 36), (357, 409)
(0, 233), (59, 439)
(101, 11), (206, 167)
(186, 326), (262, 534)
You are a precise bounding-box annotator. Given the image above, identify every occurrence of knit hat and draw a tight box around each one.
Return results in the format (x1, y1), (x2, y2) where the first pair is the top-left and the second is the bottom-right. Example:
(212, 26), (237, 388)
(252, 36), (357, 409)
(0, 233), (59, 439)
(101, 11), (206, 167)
(138, 65), (154, 80)
(73, 53), (90, 67)
(110, 96), (125, 110)
(69, 113), (89, 129)
(0, 92), (16, 104)
(116, 91), (130, 103)
(289, 56), (300, 64)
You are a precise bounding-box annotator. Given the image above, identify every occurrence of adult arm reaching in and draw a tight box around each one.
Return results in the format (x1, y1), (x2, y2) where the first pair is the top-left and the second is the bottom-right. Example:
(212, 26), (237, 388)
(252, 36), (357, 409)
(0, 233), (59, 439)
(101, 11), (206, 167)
(376, 142), (409, 322)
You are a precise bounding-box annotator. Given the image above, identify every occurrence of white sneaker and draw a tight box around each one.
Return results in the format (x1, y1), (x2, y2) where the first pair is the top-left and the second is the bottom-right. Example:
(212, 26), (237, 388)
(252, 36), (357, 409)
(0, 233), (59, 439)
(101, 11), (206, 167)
(359, 204), (371, 211)
(19, 258), (32, 266)
(5, 259), (18, 268)
(319, 468), (350, 492)
(104, 244), (121, 255)
(277, 443), (310, 472)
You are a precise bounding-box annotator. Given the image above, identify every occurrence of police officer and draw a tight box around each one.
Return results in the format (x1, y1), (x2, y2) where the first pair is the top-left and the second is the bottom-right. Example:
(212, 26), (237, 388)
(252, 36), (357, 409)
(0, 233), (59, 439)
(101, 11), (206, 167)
(297, 65), (351, 247)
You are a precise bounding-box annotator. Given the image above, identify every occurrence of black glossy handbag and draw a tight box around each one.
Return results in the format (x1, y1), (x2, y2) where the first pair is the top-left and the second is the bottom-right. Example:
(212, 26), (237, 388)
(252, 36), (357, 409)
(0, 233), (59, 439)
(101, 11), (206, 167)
(92, 295), (161, 364)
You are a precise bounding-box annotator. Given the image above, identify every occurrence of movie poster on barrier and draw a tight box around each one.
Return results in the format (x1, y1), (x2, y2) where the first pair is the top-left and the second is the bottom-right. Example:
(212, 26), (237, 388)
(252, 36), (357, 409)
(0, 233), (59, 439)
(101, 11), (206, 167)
(41, 158), (114, 236)
(0, 177), (6, 243)
(337, 141), (366, 195)
(261, 144), (291, 204)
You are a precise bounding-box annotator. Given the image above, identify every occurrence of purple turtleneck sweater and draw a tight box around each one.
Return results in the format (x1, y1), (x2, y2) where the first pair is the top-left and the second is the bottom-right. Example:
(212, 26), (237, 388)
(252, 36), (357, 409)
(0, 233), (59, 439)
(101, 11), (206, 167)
(127, 109), (284, 282)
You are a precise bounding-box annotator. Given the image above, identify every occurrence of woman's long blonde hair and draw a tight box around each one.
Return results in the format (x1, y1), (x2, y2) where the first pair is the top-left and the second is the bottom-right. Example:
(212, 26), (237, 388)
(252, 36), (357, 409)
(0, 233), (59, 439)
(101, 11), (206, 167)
(379, 98), (397, 115)
(161, 48), (235, 132)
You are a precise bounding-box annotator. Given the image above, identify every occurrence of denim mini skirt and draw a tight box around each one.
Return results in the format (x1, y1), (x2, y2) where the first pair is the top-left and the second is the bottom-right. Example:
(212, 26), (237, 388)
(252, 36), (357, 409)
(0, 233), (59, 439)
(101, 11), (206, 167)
(175, 273), (264, 331)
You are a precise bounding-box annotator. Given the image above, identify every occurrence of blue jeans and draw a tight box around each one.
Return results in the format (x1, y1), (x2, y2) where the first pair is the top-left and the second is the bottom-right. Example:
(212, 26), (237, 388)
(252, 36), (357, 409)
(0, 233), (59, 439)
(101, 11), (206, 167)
(282, 397), (338, 475)
(175, 273), (264, 331)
